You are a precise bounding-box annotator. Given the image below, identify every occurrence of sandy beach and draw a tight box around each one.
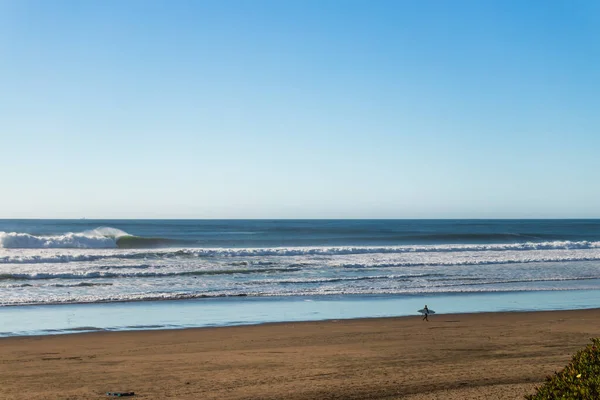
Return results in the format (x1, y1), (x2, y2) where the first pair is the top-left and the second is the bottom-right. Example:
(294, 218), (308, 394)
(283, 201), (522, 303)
(2, 309), (599, 400)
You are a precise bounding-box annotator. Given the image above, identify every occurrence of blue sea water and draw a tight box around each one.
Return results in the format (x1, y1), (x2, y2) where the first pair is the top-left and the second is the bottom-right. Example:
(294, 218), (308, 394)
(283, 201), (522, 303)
(1, 219), (600, 336)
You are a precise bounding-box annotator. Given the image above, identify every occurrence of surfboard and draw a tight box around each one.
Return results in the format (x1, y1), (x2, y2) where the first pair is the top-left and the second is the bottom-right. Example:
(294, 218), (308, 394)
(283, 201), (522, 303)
(418, 308), (435, 314)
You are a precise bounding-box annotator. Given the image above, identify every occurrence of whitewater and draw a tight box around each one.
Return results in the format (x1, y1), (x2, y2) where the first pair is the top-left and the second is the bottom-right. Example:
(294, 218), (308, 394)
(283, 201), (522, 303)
(2, 220), (600, 307)
(0, 227), (129, 249)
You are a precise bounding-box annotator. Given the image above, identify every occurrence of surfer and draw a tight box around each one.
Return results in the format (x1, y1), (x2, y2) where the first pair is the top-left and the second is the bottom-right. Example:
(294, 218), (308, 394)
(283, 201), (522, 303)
(422, 305), (430, 322)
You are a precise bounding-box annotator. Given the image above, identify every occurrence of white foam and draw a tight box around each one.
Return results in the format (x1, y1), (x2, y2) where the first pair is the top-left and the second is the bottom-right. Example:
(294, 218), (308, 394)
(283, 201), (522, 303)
(0, 227), (129, 249)
(166, 241), (600, 256)
(1, 227), (599, 253)
(2, 240), (600, 263)
(2, 285), (597, 307)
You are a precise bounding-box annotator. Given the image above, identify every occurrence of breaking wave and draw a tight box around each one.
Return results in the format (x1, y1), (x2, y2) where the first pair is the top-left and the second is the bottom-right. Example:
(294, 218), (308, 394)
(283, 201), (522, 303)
(0, 228), (126, 249)
(2, 240), (600, 263)
(3, 252), (600, 281)
(0, 227), (191, 249)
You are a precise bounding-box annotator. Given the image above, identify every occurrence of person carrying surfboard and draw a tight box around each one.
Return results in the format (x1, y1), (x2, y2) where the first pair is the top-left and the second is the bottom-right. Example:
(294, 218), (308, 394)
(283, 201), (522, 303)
(422, 305), (430, 321)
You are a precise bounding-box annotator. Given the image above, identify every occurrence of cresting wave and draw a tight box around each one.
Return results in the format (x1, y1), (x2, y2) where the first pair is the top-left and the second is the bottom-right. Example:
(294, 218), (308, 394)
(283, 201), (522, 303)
(0, 228), (190, 249)
(0, 228), (127, 249)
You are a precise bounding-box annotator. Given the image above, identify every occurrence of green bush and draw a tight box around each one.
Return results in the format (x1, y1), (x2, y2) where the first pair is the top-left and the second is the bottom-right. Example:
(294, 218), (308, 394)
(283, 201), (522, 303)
(526, 338), (600, 399)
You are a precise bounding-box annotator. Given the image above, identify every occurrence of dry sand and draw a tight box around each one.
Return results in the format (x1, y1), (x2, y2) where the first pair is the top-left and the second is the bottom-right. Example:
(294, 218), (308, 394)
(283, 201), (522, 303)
(2, 308), (600, 399)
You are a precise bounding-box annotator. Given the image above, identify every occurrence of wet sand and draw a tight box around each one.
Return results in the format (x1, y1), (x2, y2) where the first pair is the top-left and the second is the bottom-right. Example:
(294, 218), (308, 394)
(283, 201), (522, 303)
(2, 308), (599, 399)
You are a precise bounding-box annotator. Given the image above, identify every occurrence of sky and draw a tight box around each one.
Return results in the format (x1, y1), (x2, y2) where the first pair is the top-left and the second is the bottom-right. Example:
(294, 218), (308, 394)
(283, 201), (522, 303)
(1, 0), (599, 219)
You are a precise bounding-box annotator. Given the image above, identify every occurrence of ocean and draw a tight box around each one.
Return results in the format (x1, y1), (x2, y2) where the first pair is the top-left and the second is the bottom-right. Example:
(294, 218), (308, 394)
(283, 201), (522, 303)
(2, 219), (600, 336)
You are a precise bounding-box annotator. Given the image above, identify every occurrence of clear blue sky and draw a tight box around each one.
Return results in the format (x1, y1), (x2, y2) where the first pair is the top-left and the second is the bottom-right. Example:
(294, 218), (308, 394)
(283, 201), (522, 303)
(1, 0), (598, 218)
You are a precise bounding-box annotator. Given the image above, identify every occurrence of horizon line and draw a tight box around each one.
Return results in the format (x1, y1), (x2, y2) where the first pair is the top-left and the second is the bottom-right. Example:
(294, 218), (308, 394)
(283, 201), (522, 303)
(0, 217), (599, 221)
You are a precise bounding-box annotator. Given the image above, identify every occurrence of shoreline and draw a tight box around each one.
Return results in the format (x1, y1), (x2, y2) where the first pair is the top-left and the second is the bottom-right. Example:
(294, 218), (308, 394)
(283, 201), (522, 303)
(2, 308), (600, 399)
(4, 289), (600, 338)
(3, 306), (600, 340)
